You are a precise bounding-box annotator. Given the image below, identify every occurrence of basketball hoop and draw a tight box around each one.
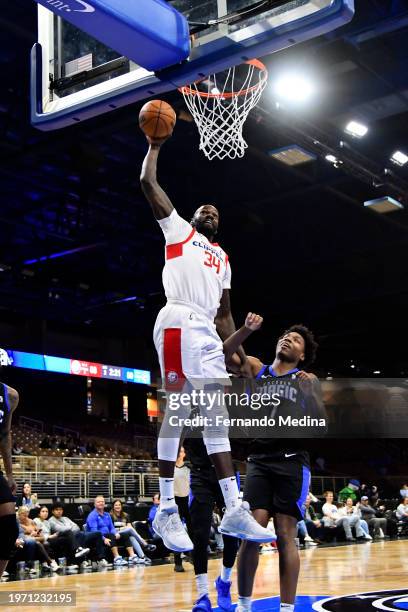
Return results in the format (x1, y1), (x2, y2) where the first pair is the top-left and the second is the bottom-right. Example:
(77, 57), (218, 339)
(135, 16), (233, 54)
(179, 59), (268, 160)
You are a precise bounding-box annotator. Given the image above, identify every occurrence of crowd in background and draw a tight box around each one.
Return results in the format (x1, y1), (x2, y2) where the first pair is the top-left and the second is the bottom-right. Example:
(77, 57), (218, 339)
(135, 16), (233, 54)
(3, 471), (408, 581)
(296, 480), (408, 545)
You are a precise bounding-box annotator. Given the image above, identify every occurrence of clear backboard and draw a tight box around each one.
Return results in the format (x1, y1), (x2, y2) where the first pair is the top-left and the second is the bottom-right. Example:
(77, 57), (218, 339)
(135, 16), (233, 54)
(31, 0), (354, 130)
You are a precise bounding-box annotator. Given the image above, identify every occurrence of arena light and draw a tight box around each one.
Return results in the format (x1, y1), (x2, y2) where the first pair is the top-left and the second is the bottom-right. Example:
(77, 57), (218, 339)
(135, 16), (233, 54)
(391, 150), (408, 166)
(364, 196), (403, 214)
(268, 145), (316, 166)
(345, 120), (368, 138)
(273, 73), (316, 103)
(325, 154), (343, 168)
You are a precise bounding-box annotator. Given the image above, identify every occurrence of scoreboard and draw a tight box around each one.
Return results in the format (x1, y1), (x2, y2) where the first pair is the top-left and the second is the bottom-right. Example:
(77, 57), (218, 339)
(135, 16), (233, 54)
(0, 348), (150, 385)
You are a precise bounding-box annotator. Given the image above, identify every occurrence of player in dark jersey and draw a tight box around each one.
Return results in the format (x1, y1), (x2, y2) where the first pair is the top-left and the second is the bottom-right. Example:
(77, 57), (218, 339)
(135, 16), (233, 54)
(186, 312), (265, 612)
(0, 382), (20, 577)
(233, 324), (324, 612)
(184, 436), (240, 612)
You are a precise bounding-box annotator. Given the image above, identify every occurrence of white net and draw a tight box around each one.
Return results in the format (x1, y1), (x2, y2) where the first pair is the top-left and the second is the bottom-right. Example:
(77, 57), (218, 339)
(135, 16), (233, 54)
(179, 60), (268, 160)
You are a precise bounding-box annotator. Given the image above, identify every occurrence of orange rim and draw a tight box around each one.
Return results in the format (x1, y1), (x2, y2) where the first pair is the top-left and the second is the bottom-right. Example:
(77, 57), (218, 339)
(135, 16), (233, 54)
(178, 59), (268, 99)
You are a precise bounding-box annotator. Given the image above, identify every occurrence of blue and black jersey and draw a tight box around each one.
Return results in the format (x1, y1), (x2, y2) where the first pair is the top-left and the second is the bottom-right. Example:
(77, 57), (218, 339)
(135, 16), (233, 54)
(0, 383), (11, 439)
(247, 365), (313, 461)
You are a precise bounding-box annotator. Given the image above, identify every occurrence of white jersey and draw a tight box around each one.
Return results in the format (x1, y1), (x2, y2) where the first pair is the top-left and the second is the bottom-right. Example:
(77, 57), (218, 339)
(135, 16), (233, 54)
(157, 209), (231, 321)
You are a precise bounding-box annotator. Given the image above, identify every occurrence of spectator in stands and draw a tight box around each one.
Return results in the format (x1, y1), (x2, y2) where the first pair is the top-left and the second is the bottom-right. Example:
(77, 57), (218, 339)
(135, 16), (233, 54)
(337, 480), (360, 503)
(314, 456), (327, 474)
(297, 520), (317, 545)
(17, 507), (59, 571)
(400, 484), (408, 499)
(110, 499), (155, 565)
(9, 519), (42, 576)
(322, 491), (367, 542)
(34, 506), (89, 569)
(148, 493), (160, 539)
(360, 483), (380, 506)
(211, 505), (224, 551)
(16, 483), (40, 510)
(396, 497), (408, 522)
(303, 494), (324, 543)
(340, 498), (372, 540)
(358, 496), (388, 538)
(40, 435), (51, 449)
(86, 496), (130, 566)
(12, 442), (23, 455)
(49, 503), (108, 568)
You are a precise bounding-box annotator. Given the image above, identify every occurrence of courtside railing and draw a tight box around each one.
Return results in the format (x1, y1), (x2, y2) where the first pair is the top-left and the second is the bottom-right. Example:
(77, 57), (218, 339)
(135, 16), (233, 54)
(10, 455), (407, 500)
(10, 472), (355, 500)
(14, 472), (87, 499)
(13, 470), (145, 499)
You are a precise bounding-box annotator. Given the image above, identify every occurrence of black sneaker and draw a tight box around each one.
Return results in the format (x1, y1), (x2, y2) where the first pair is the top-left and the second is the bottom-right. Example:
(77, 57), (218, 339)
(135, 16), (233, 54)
(174, 564), (185, 573)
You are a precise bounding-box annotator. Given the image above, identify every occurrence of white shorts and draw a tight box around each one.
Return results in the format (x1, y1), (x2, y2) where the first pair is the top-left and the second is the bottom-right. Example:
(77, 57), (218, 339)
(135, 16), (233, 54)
(153, 299), (229, 387)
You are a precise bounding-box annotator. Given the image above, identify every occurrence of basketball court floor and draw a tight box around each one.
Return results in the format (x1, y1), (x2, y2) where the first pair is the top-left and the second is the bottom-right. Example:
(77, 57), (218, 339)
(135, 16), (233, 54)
(1, 540), (407, 611)
(2, 2), (407, 611)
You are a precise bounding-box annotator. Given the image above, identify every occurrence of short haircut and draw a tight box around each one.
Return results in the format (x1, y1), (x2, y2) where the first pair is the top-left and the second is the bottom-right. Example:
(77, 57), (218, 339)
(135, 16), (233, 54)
(280, 324), (318, 367)
(52, 503), (64, 511)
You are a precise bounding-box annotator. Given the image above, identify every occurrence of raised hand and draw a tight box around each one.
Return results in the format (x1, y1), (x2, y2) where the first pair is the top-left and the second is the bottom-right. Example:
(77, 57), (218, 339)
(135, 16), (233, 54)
(296, 371), (318, 396)
(244, 312), (263, 331)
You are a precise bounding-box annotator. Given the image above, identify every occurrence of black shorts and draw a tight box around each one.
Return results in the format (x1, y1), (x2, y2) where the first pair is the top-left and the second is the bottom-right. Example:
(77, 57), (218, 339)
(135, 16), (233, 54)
(244, 455), (311, 521)
(0, 472), (15, 505)
(189, 466), (225, 511)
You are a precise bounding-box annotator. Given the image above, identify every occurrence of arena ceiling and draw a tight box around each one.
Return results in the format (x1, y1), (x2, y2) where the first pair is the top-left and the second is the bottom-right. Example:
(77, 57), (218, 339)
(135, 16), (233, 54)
(0, 0), (408, 374)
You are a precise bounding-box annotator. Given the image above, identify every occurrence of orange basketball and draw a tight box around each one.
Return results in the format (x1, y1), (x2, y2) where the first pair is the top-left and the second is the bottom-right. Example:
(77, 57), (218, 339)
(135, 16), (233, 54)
(139, 99), (176, 140)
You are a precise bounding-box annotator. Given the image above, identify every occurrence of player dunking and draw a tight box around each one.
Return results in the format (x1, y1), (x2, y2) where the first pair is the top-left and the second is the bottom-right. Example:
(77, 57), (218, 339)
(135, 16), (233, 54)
(0, 382), (20, 578)
(230, 324), (324, 612)
(140, 136), (275, 552)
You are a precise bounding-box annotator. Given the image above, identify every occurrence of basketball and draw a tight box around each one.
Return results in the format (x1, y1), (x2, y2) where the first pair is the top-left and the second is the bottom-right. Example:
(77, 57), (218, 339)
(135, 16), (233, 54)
(139, 100), (176, 140)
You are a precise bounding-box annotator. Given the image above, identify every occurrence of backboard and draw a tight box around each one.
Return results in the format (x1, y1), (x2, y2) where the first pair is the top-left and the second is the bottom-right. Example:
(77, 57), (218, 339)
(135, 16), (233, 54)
(31, 0), (354, 130)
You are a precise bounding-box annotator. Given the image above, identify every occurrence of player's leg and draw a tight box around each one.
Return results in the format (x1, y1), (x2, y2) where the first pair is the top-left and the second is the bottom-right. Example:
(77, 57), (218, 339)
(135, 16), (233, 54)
(204, 440), (275, 543)
(152, 306), (193, 551)
(200, 333), (275, 543)
(237, 509), (270, 611)
(274, 512), (299, 611)
(0, 456), (19, 577)
(0, 501), (19, 577)
(237, 458), (276, 611)
(173, 495), (191, 572)
(214, 487), (239, 612)
(190, 491), (215, 611)
(272, 459), (311, 612)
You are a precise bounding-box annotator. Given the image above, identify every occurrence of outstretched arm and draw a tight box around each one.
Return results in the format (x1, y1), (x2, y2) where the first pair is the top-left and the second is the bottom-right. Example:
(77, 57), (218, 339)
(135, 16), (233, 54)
(216, 290), (252, 377)
(140, 141), (174, 220)
(223, 313), (263, 361)
(0, 385), (19, 495)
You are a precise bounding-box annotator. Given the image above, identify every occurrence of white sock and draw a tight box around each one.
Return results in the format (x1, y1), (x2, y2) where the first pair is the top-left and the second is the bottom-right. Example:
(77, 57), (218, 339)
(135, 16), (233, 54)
(219, 476), (240, 511)
(280, 604), (295, 611)
(221, 565), (232, 582)
(159, 477), (175, 509)
(238, 595), (252, 611)
(196, 573), (209, 597)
